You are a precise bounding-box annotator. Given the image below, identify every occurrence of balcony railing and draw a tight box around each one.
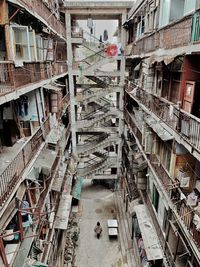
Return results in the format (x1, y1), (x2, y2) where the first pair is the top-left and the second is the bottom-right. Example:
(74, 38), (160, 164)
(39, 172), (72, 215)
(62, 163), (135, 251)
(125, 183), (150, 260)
(175, 198), (200, 249)
(126, 84), (200, 153)
(124, 109), (142, 144)
(0, 116), (50, 207)
(128, 16), (192, 56)
(125, 105), (200, 250)
(19, 0), (66, 38)
(0, 62), (67, 96)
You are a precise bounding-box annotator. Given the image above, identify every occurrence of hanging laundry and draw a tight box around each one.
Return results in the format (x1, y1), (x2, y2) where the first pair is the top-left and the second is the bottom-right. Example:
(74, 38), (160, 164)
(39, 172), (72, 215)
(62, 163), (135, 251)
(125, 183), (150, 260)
(99, 35), (102, 43)
(186, 192), (198, 206)
(169, 105), (174, 120)
(103, 29), (108, 41)
(87, 18), (93, 35)
(18, 96), (29, 117)
(193, 214), (200, 231)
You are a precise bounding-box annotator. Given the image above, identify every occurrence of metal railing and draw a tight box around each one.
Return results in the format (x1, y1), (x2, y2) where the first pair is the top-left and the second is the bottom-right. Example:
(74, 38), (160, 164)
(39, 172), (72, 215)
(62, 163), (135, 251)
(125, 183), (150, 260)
(126, 83), (200, 153)
(77, 133), (117, 155)
(0, 62), (67, 96)
(78, 104), (111, 121)
(20, 0), (66, 38)
(125, 106), (200, 250)
(77, 152), (116, 176)
(0, 116), (50, 207)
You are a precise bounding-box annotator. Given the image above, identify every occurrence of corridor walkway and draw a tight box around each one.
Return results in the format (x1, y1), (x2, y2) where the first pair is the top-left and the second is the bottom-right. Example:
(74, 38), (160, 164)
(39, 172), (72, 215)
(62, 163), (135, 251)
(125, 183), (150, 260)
(74, 181), (129, 267)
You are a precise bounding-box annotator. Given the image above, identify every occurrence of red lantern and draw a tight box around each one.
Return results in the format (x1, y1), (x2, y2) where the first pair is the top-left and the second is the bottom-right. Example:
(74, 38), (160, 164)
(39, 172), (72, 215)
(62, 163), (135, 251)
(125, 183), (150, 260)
(106, 44), (118, 57)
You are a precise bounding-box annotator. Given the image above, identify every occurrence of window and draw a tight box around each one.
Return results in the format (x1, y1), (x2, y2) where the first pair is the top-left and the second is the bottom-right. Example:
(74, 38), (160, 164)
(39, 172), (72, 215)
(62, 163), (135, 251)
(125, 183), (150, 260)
(159, 0), (171, 27)
(184, 0), (196, 15)
(145, 1), (158, 32)
(11, 25), (31, 61)
(159, 0), (194, 28)
(36, 35), (44, 61)
(136, 16), (145, 39)
(29, 30), (37, 61)
(157, 139), (172, 172)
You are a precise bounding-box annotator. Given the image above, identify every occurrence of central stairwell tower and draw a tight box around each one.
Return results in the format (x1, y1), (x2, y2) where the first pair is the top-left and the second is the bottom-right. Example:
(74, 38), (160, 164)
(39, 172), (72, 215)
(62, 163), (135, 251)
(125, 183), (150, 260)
(63, 1), (131, 182)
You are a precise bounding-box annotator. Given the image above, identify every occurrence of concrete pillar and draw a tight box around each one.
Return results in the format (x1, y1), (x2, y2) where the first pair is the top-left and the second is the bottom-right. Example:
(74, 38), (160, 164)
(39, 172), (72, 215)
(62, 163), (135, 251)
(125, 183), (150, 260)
(65, 12), (77, 154)
(117, 12), (126, 178)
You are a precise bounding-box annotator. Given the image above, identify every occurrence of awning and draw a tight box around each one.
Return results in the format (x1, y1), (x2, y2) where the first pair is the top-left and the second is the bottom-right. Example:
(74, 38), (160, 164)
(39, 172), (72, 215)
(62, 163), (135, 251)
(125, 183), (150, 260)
(148, 54), (184, 66)
(135, 204), (164, 261)
(43, 83), (61, 92)
(145, 117), (173, 142)
(72, 177), (84, 200)
(26, 148), (58, 179)
(54, 194), (72, 230)
(52, 163), (68, 192)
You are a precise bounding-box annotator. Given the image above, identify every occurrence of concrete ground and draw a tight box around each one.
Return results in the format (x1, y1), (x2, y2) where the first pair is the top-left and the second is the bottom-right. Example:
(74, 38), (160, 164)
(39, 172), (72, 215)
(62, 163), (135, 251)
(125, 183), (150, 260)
(74, 181), (137, 267)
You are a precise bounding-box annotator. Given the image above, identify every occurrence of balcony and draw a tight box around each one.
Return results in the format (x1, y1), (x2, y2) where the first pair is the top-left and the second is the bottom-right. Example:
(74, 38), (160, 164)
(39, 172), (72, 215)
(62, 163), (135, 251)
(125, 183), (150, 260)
(0, 62), (67, 96)
(126, 84), (200, 154)
(17, 0), (66, 38)
(124, 106), (200, 251)
(0, 117), (50, 208)
(174, 197), (200, 251)
(128, 16), (192, 56)
(124, 109), (142, 144)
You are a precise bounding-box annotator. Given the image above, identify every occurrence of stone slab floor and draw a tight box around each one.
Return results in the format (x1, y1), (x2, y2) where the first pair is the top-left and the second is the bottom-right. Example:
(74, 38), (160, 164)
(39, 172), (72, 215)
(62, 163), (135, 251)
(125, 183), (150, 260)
(74, 180), (132, 267)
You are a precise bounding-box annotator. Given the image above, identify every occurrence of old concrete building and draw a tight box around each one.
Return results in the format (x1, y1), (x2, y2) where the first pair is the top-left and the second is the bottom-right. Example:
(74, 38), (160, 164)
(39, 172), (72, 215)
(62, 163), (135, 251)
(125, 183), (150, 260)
(2, 0), (200, 267)
(124, 0), (200, 266)
(0, 1), (71, 266)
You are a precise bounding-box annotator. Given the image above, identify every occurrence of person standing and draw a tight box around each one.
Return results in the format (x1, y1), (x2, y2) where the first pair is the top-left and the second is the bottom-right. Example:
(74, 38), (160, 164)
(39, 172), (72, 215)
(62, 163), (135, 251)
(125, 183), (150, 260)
(94, 221), (102, 239)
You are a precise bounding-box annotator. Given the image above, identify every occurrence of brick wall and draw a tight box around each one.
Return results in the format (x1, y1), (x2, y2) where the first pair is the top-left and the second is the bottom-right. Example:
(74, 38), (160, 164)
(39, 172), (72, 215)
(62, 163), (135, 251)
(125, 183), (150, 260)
(162, 18), (192, 49)
(132, 16), (192, 55)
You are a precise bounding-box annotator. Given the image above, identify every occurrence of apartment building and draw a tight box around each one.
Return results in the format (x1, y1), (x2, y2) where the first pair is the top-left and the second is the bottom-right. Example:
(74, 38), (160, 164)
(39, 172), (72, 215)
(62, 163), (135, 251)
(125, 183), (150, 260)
(123, 0), (200, 266)
(0, 1), (71, 266)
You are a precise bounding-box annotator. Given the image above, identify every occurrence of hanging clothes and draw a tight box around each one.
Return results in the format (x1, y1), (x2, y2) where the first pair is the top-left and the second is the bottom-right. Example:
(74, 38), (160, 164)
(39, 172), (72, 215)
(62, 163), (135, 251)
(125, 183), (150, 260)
(103, 29), (108, 41)
(87, 18), (93, 34)
(99, 35), (102, 43)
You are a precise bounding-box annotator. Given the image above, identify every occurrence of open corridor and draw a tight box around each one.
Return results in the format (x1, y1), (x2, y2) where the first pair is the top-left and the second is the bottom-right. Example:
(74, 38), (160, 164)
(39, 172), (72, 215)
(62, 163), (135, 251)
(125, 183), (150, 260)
(74, 181), (133, 267)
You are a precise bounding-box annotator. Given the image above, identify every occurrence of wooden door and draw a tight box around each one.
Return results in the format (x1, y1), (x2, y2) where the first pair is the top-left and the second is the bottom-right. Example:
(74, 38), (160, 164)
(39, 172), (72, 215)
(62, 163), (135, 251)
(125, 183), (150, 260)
(183, 81), (195, 113)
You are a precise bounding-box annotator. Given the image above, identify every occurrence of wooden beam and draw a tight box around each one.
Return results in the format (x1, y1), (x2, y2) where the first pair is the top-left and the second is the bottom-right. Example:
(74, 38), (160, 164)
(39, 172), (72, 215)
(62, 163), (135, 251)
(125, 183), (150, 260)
(0, 0), (8, 25)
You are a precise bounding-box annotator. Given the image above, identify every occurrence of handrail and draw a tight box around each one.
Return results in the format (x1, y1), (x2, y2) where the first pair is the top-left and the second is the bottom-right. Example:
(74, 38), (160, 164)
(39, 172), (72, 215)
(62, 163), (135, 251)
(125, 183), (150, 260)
(126, 81), (200, 153)
(0, 116), (50, 207)
(79, 104), (111, 121)
(80, 46), (106, 63)
(78, 151), (108, 168)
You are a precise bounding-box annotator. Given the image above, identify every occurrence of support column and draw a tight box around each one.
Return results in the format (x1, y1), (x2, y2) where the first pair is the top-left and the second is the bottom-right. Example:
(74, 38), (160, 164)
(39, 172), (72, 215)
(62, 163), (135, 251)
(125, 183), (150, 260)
(2, 2), (13, 61)
(117, 12), (126, 179)
(65, 12), (77, 154)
